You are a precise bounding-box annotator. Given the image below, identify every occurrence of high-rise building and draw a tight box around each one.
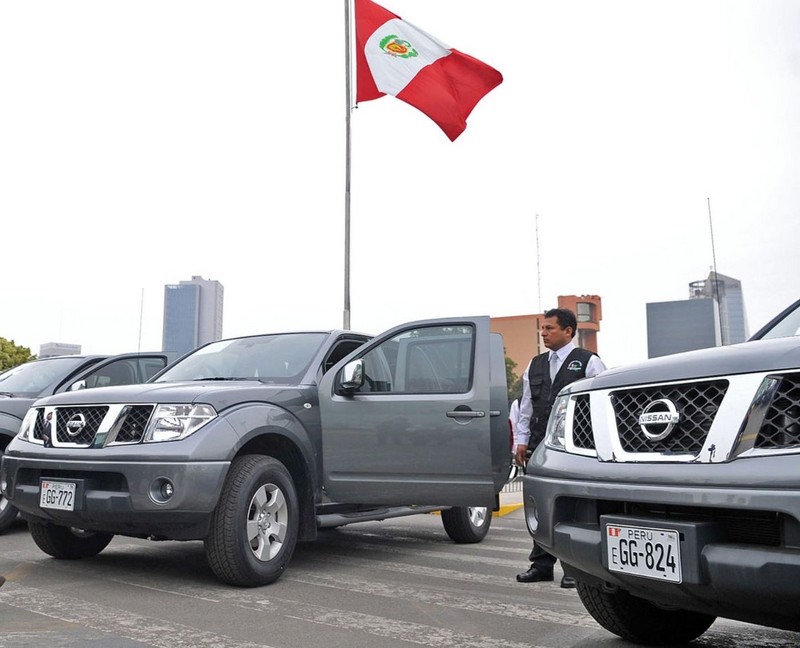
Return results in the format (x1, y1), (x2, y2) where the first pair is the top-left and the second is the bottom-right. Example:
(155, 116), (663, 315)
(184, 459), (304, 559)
(689, 271), (749, 344)
(162, 276), (224, 357)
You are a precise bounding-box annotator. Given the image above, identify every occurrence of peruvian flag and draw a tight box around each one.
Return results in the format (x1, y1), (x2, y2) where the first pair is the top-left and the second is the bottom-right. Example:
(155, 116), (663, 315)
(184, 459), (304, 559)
(354, 0), (503, 141)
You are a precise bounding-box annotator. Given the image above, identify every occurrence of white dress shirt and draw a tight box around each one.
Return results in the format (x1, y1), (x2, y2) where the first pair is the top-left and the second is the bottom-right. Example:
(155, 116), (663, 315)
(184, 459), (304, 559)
(514, 341), (607, 447)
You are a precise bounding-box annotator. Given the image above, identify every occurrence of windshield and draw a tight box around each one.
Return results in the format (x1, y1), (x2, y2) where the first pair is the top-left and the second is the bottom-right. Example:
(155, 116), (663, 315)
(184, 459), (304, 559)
(0, 357), (90, 397)
(154, 333), (330, 384)
(754, 300), (800, 341)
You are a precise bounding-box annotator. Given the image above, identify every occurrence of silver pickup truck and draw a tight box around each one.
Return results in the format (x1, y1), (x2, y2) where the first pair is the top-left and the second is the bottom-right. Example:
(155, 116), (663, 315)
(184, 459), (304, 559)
(1, 317), (510, 587)
(524, 300), (800, 644)
(0, 352), (168, 532)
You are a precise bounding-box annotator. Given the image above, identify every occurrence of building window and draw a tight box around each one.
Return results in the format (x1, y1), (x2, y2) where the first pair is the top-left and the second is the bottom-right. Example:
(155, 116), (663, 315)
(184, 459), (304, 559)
(577, 302), (593, 323)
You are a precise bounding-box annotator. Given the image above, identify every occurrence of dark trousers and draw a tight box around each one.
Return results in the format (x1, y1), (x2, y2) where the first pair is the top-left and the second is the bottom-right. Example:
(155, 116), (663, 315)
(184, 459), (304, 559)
(528, 541), (557, 573)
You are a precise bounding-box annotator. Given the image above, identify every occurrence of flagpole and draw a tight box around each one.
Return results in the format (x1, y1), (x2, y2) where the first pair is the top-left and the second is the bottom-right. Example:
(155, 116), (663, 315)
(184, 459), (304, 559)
(343, 0), (353, 330)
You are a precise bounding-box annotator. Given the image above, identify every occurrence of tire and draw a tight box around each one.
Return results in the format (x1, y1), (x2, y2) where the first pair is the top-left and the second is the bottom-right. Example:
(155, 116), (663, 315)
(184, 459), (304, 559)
(441, 506), (492, 543)
(577, 581), (716, 645)
(205, 455), (299, 587)
(28, 522), (114, 559)
(0, 448), (19, 533)
(0, 493), (18, 534)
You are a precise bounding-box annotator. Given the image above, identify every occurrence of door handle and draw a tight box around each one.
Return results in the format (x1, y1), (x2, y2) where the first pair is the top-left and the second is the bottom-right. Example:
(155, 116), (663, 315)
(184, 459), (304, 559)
(446, 410), (485, 419)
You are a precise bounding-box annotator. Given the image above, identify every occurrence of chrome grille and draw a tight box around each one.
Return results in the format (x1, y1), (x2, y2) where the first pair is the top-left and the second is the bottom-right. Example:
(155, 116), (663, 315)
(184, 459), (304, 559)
(757, 374), (800, 449)
(114, 405), (154, 444)
(32, 409), (45, 441)
(55, 406), (108, 446)
(610, 380), (728, 454)
(572, 395), (594, 449)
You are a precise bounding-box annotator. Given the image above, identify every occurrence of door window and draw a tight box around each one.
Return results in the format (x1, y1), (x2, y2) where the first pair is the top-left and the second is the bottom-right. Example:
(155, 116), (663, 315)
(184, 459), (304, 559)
(354, 325), (474, 394)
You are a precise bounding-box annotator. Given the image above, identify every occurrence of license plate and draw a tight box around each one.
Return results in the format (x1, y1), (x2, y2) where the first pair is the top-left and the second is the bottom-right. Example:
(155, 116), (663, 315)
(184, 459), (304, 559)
(606, 523), (682, 583)
(40, 480), (77, 511)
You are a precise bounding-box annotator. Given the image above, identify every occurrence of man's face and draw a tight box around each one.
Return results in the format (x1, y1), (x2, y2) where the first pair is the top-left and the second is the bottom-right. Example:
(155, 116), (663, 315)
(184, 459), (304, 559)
(541, 316), (572, 351)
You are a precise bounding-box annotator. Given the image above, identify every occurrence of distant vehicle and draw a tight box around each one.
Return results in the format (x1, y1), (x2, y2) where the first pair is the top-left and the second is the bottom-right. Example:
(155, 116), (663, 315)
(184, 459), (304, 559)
(0, 317), (511, 586)
(523, 298), (800, 644)
(0, 352), (169, 532)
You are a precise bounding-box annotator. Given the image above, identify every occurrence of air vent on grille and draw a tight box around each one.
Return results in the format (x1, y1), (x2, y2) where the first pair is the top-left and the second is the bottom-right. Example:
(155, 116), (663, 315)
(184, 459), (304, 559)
(113, 405), (154, 444)
(757, 374), (800, 449)
(610, 381), (728, 454)
(572, 395), (595, 449)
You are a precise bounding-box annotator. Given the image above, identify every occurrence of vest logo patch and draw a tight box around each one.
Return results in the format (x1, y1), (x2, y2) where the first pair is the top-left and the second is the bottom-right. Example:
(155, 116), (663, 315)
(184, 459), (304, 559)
(567, 360), (583, 371)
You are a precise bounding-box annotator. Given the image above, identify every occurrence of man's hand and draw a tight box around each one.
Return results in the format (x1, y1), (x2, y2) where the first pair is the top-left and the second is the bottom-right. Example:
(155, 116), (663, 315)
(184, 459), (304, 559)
(515, 443), (528, 467)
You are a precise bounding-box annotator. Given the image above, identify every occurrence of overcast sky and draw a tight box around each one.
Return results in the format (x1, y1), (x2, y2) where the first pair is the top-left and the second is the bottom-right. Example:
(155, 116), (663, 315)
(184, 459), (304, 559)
(2, 0), (799, 369)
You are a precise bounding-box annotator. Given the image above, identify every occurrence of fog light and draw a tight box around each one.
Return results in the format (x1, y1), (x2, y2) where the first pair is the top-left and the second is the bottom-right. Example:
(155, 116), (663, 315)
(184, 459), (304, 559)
(0, 478), (7, 494)
(149, 477), (175, 504)
(525, 497), (539, 535)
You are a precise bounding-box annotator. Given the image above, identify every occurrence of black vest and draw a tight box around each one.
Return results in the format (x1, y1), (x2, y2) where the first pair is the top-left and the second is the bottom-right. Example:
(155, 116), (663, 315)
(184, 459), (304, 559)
(527, 347), (596, 446)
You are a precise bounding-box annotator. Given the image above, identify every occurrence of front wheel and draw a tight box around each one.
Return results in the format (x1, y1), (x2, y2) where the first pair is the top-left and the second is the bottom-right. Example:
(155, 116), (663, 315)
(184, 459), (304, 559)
(205, 455), (299, 587)
(0, 449), (19, 533)
(0, 493), (18, 534)
(28, 522), (114, 559)
(441, 506), (492, 543)
(577, 582), (716, 645)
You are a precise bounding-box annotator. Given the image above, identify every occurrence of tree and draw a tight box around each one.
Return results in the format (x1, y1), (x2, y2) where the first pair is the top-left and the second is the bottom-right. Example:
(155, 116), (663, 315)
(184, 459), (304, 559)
(0, 337), (35, 372)
(505, 352), (524, 405)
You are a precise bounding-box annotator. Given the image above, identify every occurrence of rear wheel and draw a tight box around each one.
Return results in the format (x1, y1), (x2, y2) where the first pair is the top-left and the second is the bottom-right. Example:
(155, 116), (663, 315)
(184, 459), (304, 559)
(577, 582), (716, 645)
(441, 506), (492, 543)
(28, 522), (113, 559)
(205, 455), (299, 587)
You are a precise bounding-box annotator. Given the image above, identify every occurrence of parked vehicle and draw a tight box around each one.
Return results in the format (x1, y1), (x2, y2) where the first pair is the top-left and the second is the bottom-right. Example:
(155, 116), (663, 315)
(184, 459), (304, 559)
(523, 299), (800, 644)
(0, 317), (511, 586)
(0, 352), (169, 532)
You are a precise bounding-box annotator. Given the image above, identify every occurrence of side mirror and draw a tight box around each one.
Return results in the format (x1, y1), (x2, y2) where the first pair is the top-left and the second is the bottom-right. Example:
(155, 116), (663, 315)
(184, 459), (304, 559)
(339, 359), (365, 391)
(69, 380), (87, 392)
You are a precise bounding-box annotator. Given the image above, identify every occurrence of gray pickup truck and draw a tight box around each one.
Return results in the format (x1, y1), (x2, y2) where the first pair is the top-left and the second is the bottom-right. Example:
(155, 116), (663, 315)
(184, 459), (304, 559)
(0, 352), (168, 532)
(1, 317), (510, 587)
(524, 299), (800, 644)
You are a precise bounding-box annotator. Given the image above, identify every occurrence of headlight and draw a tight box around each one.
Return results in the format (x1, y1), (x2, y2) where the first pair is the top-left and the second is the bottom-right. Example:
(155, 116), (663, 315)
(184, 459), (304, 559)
(17, 408), (39, 442)
(544, 394), (569, 450)
(144, 404), (217, 442)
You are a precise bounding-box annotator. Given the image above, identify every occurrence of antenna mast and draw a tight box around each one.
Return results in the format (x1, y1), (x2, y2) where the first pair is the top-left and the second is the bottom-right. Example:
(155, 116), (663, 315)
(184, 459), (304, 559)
(707, 197), (724, 345)
(138, 288), (144, 352)
(535, 213), (542, 313)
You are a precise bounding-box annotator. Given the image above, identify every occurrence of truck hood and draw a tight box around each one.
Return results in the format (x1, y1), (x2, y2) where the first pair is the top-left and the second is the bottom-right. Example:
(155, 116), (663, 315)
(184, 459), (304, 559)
(33, 380), (313, 412)
(0, 397), (35, 422)
(591, 337), (800, 389)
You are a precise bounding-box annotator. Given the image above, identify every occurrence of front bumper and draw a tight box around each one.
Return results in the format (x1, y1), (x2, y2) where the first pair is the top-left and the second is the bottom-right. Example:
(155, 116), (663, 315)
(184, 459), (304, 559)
(1, 453), (229, 540)
(523, 448), (800, 631)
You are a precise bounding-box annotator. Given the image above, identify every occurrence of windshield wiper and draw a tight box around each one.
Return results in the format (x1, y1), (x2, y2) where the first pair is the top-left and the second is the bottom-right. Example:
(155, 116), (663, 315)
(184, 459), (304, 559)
(0, 391), (14, 397)
(191, 377), (252, 381)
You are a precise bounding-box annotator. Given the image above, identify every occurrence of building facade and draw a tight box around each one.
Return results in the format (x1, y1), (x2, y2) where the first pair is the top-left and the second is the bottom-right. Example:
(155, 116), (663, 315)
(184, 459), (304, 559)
(646, 298), (721, 358)
(162, 276), (224, 357)
(39, 342), (82, 358)
(490, 295), (602, 385)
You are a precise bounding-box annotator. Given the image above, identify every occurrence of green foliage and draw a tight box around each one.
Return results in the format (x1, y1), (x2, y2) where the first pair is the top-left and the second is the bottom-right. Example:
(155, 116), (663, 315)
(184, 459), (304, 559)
(505, 352), (524, 405)
(0, 337), (35, 372)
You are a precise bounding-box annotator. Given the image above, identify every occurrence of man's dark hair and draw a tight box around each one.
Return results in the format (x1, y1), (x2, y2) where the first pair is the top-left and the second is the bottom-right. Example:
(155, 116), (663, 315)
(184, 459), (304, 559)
(544, 308), (577, 338)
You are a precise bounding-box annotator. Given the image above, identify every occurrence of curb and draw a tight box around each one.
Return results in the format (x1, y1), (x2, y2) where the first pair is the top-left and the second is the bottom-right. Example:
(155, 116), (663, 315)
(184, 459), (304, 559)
(497, 502), (524, 517)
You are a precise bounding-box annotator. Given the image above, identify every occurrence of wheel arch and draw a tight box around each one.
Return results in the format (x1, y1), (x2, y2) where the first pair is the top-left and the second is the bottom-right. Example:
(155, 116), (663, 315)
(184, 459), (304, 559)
(227, 405), (318, 542)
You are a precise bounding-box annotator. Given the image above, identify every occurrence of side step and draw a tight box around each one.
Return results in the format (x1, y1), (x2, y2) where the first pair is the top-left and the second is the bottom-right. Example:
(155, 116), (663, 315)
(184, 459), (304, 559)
(316, 505), (445, 529)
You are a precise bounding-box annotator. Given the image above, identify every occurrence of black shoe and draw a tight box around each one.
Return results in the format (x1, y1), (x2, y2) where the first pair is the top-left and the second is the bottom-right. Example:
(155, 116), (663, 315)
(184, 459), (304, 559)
(560, 575), (577, 589)
(516, 567), (554, 583)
